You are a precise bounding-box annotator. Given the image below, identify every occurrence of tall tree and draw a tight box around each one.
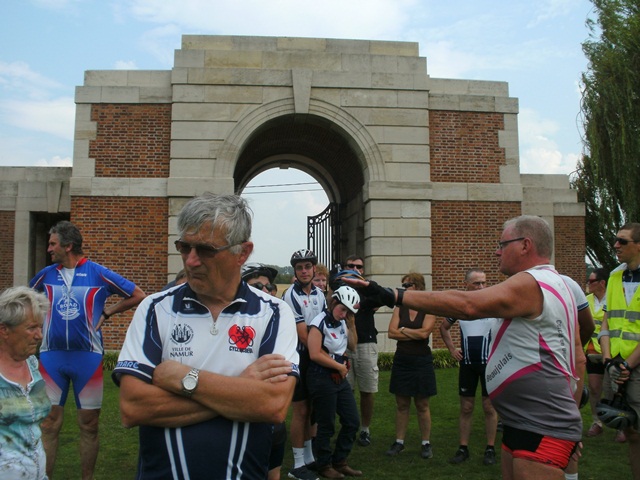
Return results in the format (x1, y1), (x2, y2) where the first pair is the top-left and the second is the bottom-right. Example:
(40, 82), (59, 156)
(573, 0), (640, 271)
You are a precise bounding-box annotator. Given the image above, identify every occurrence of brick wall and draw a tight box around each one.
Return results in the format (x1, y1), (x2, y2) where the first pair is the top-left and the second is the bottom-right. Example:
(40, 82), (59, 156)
(90, 104), (171, 178)
(0, 211), (15, 290)
(429, 111), (505, 183)
(430, 201), (521, 349)
(71, 196), (168, 350)
(554, 216), (587, 285)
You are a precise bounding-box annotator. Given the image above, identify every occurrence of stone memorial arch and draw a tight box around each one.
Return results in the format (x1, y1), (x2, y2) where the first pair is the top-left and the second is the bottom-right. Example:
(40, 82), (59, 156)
(0, 35), (584, 350)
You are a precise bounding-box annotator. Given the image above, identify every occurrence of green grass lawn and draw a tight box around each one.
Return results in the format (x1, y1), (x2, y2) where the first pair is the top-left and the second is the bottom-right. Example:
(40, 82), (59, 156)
(54, 368), (631, 479)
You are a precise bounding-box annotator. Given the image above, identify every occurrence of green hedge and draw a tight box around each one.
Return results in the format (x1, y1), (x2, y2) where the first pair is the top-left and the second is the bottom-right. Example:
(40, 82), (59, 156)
(104, 351), (119, 370)
(378, 348), (457, 370)
(103, 348), (457, 371)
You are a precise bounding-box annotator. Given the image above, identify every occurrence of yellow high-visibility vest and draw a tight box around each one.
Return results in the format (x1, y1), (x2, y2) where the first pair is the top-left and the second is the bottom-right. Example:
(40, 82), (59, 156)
(585, 293), (605, 354)
(606, 270), (640, 360)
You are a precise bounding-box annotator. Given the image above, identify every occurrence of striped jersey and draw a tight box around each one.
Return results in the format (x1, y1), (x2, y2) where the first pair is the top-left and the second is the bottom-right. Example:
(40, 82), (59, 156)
(113, 282), (299, 480)
(30, 258), (136, 354)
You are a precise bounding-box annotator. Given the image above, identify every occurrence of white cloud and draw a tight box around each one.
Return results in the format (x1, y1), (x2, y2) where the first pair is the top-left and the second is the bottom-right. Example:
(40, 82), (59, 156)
(530, 0), (580, 26)
(138, 25), (182, 66)
(518, 107), (580, 174)
(34, 155), (72, 167)
(114, 60), (138, 70)
(0, 61), (62, 99)
(127, 0), (416, 39)
(1, 97), (75, 140)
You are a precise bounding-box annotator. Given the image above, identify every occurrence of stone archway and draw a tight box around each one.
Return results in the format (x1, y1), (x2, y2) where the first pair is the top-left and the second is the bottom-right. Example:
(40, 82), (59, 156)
(216, 99), (384, 266)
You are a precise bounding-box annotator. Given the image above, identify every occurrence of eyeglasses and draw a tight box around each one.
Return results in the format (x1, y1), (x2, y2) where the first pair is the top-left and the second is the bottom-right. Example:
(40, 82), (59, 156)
(402, 282), (415, 288)
(587, 278), (600, 284)
(497, 237), (525, 250)
(175, 240), (242, 259)
(346, 263), (364, 270)
(294, 263), (314, 271)
(614, 237), (637, 246)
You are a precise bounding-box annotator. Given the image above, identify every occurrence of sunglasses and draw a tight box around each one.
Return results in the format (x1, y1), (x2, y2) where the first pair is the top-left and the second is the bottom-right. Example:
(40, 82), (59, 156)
(615, 237), (637, 246)
(402, 282), (415, 288)
(248, 282), (268, 291)
(587, 278), (600, 284)
(175, 240), (242, 259)
(346, 263), (364, 270)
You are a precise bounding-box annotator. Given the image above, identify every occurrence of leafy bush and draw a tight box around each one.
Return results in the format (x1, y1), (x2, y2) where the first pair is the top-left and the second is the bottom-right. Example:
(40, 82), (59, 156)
(378, 348), (458, 370)
(377, 352), (394, 370)
(101, 348), (458, 371)
(103, 351), (119, 370)
(432, 348), (458, 368)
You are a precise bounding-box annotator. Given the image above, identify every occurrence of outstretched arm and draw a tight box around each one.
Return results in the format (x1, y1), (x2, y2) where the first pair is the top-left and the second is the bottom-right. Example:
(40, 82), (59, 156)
(345, 273), (543, 321)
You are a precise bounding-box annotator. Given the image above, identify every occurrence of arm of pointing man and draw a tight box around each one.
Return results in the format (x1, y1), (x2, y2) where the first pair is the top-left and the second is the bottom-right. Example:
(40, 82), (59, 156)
(345, 272), (544, 322)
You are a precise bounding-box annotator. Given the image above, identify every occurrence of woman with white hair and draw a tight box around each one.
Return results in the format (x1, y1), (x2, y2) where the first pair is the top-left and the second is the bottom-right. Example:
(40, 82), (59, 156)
(0, 286), (51, 480)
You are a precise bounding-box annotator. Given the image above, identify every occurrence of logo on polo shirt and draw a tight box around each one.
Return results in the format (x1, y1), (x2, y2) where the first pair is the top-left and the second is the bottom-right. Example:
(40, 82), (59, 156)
(171, 324), (194, 344)
(228, 324), (256, 353)
(170, 323), (195, 358)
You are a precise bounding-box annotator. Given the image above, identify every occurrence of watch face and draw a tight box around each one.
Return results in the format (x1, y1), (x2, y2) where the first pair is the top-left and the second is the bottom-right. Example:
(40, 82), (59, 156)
(183, 376), (197, 391)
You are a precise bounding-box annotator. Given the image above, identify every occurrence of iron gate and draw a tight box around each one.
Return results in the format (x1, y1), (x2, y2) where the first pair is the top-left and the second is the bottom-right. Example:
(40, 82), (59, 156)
(307, 203), (340, 269)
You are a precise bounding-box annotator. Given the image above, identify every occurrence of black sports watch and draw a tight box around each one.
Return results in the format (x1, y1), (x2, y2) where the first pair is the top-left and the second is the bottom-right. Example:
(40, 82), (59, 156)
(181, 368), (200, 397)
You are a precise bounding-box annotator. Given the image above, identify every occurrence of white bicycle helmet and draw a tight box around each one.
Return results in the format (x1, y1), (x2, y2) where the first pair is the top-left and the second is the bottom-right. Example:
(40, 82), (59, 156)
(332, 285), (360, 314)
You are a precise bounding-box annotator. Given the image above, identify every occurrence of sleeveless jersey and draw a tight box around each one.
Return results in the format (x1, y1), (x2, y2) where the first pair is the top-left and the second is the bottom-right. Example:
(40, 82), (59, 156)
(445, 316), (496, 365)
(486, 265), (582, 441)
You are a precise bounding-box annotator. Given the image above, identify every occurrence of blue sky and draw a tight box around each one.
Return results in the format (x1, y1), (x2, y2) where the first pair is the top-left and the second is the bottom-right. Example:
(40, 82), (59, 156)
(1, 0), (595, 266)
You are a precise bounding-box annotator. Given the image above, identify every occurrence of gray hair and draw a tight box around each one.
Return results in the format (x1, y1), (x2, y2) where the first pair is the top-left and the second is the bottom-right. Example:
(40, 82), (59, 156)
(0, 286), (50, 328)
(177, 193), (252, 253)
(503, 215), (553, 259)
(49, 220), (83, 254)
(465, 267), (485, 282)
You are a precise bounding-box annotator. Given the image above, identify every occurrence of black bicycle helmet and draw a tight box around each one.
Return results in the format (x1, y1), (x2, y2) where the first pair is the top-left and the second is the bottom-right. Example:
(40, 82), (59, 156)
(578, 384), (589, 409)
(241, 263), (278, 283)
(596, 394), (637, 429)
(290, 249), (317, 267)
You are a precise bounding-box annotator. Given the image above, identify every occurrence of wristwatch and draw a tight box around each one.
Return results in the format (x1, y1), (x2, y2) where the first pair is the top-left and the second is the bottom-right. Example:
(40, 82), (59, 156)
(181, 368), (200, 397)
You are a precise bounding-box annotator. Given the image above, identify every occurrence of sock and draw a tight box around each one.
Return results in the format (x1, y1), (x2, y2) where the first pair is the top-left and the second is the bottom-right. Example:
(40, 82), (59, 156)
(396, 439), (405, 444)
(565, 473), (578, 480)
(293, 447), (306, 469)
(361, 426), (370, 433)
(303, 439), (315, 464)
(422, 440), (430, 446)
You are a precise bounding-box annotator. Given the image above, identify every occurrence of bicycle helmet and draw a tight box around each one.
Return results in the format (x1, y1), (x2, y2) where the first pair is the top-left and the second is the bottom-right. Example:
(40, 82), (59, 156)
(290, 249), (318, 267)
(596, 395), (637, 430)
(332, 285), (360, 314)
(329, 267), (365, 292)
(578, 384), (589, 409)
(241, 263), (278, 283)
